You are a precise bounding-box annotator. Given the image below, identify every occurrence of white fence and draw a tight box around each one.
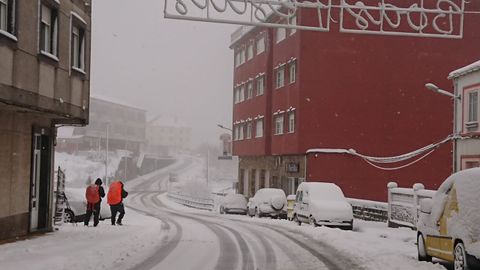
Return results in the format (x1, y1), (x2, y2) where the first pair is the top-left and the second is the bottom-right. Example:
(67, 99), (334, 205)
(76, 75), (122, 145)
(167, 191), (215, 211)
(387, 182), (435, 229)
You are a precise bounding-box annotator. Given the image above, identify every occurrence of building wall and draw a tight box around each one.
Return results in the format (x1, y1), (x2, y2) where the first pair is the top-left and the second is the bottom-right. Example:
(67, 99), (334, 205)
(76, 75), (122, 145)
(0, 109), (51, 240)
(454, 69), (480, 171)
(0, 0), (91, 124)
(300, 2), (480, 201)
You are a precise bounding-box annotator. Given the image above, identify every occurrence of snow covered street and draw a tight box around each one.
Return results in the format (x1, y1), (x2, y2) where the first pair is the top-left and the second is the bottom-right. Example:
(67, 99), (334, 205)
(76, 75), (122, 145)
(0, 158), (454, 270)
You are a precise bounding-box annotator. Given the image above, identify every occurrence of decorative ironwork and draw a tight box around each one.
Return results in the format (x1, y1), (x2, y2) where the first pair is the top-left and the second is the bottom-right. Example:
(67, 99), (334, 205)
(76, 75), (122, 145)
(164, 0), (470, 39)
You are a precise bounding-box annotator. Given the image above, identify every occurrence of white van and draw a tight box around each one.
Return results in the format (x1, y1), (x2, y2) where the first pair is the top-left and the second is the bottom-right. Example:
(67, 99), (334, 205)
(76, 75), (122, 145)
(294, 182), (353, 230)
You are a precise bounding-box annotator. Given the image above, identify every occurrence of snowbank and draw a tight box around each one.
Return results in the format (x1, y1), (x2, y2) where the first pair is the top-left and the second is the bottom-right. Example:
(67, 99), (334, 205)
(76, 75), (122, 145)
(0, 210), (166, 270)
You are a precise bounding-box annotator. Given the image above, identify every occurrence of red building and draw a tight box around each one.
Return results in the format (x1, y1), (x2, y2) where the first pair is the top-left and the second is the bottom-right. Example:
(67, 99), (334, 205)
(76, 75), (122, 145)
(230, 1), (480, 201)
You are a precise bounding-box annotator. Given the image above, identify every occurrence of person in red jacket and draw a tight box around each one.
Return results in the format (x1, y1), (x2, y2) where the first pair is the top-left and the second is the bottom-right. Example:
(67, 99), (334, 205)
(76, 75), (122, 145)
(107, 181), (128, 226)
(84, 178), (105, 227)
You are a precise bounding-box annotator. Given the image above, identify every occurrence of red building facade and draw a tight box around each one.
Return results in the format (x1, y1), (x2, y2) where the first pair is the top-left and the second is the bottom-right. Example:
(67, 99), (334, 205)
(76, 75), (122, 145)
(231, 1), (480, 201)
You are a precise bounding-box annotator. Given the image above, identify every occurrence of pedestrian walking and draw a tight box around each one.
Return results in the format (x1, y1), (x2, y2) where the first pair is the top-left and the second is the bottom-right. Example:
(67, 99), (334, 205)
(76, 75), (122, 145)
(107, 181), (128, 226)
(84, 178), (105, 227)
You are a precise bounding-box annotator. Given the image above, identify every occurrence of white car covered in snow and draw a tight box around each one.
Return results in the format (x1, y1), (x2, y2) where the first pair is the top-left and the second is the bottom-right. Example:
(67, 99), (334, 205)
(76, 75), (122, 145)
(293, 182), (353, 230)
(219, 194), (247, 215)
(417, 168), (480, 270)
(64, 189), (111, 223)
(247, 188), (287, 218)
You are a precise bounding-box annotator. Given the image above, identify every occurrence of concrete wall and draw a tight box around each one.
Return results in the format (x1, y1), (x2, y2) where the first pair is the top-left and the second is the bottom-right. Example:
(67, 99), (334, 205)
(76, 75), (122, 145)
(0, 108), (51, 240)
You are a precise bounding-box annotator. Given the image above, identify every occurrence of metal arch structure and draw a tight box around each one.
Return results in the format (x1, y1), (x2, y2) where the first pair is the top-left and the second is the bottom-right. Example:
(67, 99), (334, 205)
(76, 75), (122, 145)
(164, 0), (474, 39)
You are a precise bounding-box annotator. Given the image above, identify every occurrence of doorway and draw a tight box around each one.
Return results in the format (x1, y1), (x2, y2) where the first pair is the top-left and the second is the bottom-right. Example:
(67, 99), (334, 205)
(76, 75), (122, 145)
(30, 130), (52, 232)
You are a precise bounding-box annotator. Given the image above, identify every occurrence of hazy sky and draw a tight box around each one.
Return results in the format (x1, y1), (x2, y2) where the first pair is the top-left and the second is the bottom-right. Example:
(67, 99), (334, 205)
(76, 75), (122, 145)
(91, 0), (236, 146)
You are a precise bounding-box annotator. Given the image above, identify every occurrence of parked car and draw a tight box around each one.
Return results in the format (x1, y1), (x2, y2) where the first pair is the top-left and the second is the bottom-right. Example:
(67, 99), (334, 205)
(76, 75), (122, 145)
(64, 189), (111, 223)
(417, 168), (480, 270)
(219, 194), (247, 215)
(247, 188), (287, 218)
(293, 182), (353, 230)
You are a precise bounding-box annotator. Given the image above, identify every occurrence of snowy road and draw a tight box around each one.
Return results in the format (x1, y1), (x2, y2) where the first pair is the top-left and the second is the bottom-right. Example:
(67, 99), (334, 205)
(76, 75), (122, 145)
(126, 169), (363, 270)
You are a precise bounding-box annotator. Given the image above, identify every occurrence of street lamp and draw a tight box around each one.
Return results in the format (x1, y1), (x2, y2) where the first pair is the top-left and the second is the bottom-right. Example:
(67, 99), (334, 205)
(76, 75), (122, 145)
(425, 82), (460, 172)
(425, 83), (460, 99)
(217, 124), (232, 132)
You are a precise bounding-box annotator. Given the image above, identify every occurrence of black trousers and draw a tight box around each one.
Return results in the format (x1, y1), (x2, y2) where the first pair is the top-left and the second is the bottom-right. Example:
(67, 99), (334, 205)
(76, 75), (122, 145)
(84, 202), (101, 226)
(110, 203), (125, 225)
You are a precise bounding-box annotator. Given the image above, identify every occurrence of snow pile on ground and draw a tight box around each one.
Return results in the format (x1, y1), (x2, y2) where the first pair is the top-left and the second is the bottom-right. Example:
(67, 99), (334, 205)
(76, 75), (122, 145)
(55, 152), (122, 186)
(0, 210), (165, 270)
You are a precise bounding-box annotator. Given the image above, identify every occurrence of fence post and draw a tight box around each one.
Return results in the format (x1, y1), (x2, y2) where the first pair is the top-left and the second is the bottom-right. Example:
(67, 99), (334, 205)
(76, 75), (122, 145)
(387, 181), (398, 227)
(412, 183), (424, 227)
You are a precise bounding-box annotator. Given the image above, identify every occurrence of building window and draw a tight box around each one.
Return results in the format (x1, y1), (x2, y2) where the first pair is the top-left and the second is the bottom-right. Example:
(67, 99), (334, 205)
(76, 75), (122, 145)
(288, 112), (295, 133)
(276, 67), (285, 89)
(0, 0), (15, 36)
(240, 48), (246, 64)
(276, 27), (286, 43)
(289, 62), (296, 83)
(239, 124), (244, 140)
(234, 125), (239, 141)
(256, 119), (264, 138)
(40, 3), (58, 57)
(247, 82), (253, 99)
(468, 91), (478, 122)
(71, 23), (86, 71)
(256, 76), (264, 96)
(234, 88), (239, 104)
(256, 36), (265, 55)
(239, 85), (245, 102)
(289, 16), (297, 35)
(246, 122), (252, 139)
(247, 43), (254, 60)
(274, 115), (284, 135)
(235, 51), (240, 67)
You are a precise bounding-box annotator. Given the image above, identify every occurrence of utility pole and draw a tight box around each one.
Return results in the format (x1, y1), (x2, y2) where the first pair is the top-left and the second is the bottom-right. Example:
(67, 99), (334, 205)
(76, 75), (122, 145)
(206, 148), (209, 186)
(105, 123), (109, 185)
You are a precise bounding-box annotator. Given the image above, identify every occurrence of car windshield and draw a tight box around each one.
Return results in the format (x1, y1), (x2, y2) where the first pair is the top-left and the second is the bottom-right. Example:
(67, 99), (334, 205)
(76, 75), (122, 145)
(308, 184), (345, 201)
(225, 194), (246, 204)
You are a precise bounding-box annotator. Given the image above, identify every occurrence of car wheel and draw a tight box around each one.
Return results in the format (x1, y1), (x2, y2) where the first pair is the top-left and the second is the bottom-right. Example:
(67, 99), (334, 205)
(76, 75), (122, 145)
(454, 242), (469, 270)
(294, 214), (301, 226)
(64, 209), (75, 223)
(309, 216), (317, 227)
(417, 234), (432, 262)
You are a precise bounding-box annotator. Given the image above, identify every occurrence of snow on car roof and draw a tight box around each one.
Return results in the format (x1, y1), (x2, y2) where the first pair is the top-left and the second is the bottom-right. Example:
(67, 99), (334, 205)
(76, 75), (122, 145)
(302, 182), (346, 201)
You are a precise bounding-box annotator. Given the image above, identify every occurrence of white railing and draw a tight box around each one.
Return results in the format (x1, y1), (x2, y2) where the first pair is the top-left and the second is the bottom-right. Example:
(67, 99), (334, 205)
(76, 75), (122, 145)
(348, 198), (388, 222)
(167, 191), (215, 211)
(387, 182), (435, 229)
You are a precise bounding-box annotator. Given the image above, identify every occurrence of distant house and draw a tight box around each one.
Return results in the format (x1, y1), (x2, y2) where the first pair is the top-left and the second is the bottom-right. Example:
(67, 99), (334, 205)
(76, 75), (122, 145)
(450, 60), (480, 170)
(147, 115), (191, 155)
(0, 1), (92, 241)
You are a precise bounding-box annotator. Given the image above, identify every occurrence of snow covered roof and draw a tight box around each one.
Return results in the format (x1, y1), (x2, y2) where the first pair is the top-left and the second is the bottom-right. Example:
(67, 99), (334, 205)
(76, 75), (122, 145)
(57, 126), (83, 139)
(448, 60), (480, 79)
(148, 115), (188, 128)
(91, 94), (146, 111)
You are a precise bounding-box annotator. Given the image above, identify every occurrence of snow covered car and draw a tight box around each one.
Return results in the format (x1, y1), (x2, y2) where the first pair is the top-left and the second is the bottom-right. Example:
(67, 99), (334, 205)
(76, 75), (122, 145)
(64, 189), (111, 223)
(247, 188), (287, 218)
(293, 182), (353, 230)
(219, 194), (247, 215)
(417, 168), (480, 270)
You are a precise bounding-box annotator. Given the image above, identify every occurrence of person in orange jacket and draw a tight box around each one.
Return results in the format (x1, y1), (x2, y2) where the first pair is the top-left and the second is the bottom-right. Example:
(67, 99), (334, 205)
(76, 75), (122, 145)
(107, 181), (128, 226)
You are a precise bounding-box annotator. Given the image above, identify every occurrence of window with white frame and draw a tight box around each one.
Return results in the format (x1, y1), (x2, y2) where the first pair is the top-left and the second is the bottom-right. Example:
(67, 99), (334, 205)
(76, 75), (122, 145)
(240, 48), (246, 64)
(256, 36), (265, 55)
(246, 122), (252, 139)
(468, 91), (478, 122)
(234, 88), (239, 104)
(289, 61), (296, 83)
(71, 19), (86, 71)
(0, 0), (15, 35)
(239, 85), (245, 102)
(276, 27), (286, 43)
(234, 125), (239, 140)
(247, 82), (253, 99)
(256, 119), (264, 138)
(40, 3), (58, 57)
(288, 112), (295, 133)
(276, 67), (285, 89)
(274, 115), (284, 135)
(239, 124), (244, 140)
(289, 16), (297, 35)
(235, 51), (240, 67)
(256, 76), (264, 96)
(247, 43), (254, 60)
